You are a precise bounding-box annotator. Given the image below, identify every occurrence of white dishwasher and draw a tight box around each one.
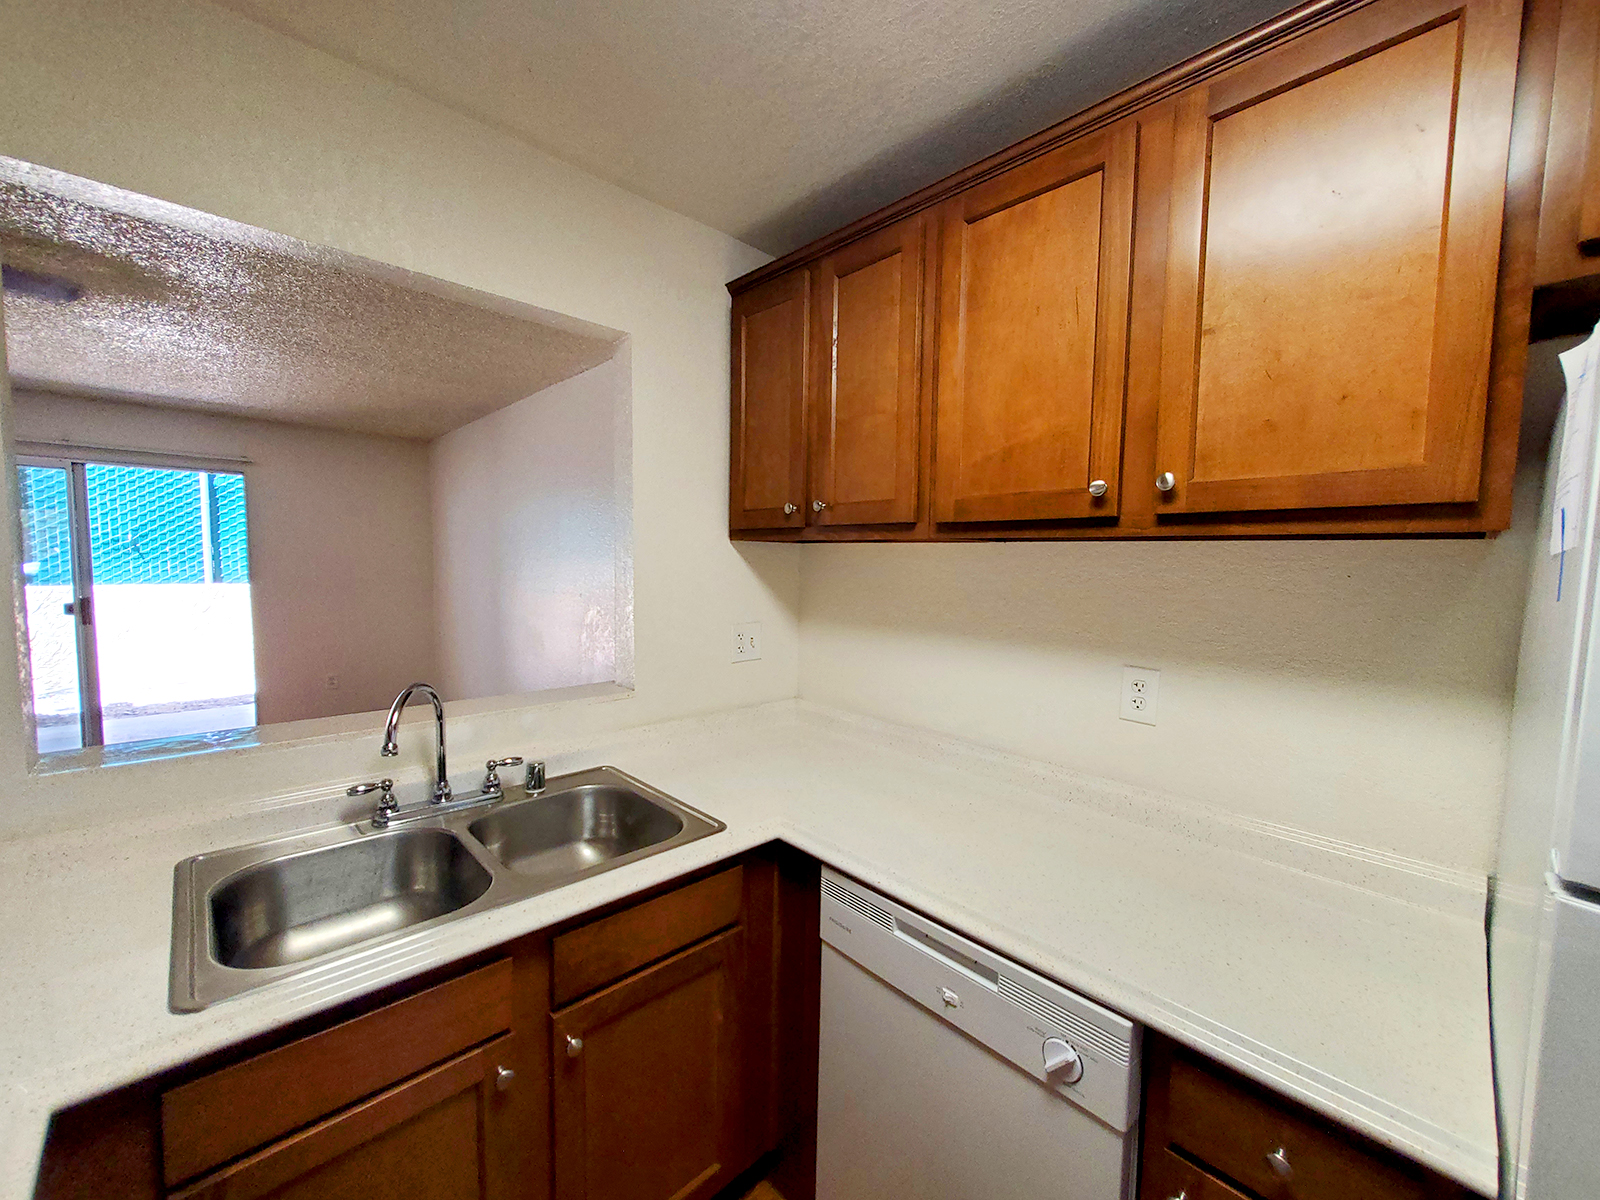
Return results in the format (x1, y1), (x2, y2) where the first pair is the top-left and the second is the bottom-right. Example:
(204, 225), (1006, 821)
(817, 868), (1141, 1200)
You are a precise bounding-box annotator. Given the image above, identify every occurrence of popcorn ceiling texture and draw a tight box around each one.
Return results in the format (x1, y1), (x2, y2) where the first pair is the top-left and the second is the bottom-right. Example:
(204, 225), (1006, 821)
(0, 176), (620, 439)
(215, 0), (1303, 253)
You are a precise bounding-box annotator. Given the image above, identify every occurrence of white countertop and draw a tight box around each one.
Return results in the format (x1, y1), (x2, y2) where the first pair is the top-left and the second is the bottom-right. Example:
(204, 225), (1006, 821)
(0, 701), (1499, 1196)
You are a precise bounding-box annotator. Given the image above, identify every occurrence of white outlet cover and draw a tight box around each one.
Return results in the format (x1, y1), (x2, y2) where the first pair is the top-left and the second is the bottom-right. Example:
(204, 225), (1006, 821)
(1120, 666), (1159, 725)
(732, 622), (762, 663)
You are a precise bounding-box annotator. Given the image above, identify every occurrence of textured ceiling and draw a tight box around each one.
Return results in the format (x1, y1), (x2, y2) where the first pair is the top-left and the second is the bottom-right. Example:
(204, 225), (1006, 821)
(0, 170), (620, 441)
(215, 0), (1302, 254)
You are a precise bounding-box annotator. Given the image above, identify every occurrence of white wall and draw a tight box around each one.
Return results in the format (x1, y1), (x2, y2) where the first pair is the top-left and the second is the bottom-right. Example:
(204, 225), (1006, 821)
(798, 461), (1543, 872)
(0, 0), (795, 832)
(11, 389), (438, 724)
(431, 355), (624, 699)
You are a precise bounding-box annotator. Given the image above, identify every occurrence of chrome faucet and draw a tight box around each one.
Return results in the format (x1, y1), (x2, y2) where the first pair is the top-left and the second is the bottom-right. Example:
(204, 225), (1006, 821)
(381, 682), (451, 802)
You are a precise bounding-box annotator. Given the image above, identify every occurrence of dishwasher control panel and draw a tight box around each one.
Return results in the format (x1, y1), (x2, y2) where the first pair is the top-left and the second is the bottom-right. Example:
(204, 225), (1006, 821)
(820, 867), (1141, 1133)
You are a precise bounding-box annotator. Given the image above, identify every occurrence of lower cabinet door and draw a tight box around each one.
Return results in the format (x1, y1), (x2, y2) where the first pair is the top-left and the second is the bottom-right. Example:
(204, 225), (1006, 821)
(552, 929), (744, 1200)
(169, 1035), (517, 1200)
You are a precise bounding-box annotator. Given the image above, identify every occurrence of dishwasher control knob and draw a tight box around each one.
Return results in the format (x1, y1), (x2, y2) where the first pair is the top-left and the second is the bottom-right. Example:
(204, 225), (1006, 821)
(1042, 1037), (1084, 1084)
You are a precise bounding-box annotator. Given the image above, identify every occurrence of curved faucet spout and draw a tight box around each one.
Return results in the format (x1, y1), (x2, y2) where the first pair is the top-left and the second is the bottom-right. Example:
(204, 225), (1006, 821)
(382, 683), (451, 802)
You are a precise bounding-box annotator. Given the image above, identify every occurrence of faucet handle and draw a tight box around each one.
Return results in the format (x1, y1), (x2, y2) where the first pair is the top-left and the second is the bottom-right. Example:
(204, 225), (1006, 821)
(349, 779), (399, 827)
(484, 756), (524, 791)
(526, 761), (546, 793)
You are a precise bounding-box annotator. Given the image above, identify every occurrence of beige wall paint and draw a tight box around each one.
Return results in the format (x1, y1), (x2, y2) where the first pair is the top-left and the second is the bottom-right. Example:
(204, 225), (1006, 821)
(432, 355), (625, 700)
(798, 467), (1542, 872)
(0, 0), (796, 831)
(11, 390), (438, 724)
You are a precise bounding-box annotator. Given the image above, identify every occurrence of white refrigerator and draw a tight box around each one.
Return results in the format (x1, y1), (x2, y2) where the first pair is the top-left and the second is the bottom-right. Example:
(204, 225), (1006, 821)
(1493, 325), (1600, 1200)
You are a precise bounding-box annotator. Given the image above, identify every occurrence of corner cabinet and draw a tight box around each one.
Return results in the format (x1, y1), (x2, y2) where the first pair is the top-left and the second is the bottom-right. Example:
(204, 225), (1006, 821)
(552, 931), (744, 1200)
(728, 0), (1540, 541)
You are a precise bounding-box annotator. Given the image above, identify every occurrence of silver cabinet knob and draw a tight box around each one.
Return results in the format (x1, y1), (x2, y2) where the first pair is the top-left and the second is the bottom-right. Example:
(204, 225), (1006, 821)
(1156, 472), (1176, 492)
(1167, 1193), (1187, 1200)
(1088, 479), (1108, 498)
(783, 502), (797, 515)
(495, 1065), (515, 1091)
(565, 1034), (584, 1058)
(812, 500), (828, 512)
(1265, 1146), (1292, 1179)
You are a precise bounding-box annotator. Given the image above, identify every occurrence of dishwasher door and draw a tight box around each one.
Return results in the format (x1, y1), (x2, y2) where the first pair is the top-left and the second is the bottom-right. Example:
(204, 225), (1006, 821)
(816, 870), (1138, 1200)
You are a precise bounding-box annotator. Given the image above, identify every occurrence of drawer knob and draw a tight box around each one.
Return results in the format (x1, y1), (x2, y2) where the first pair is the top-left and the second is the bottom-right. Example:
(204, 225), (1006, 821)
(1167, 1193), (1187, 1200)
(1266, 1146), (1293, 1179)
(1156, 471), (1176, 492)
(566, 1034), (584, 1058)
(1088, 479), (1108, 498)
(495, 1065), (515, 1092)
(783, 502), (797, 515)
(813, 500), (828, 512)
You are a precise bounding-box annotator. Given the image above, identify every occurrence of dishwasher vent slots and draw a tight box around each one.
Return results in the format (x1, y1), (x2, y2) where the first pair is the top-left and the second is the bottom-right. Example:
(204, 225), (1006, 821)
(997, 975), (1131, 1067)
(821, 874), (893, 929)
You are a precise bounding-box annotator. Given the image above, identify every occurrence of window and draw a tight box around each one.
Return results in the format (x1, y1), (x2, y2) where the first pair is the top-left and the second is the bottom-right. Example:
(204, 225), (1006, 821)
(18, 455), (257, 754)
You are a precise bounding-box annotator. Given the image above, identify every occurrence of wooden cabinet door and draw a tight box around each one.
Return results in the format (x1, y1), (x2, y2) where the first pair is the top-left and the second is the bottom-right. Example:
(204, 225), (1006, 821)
(809, 216), (926, 526)
(170, 1036), (518, 1200)
(1536, 0), (1600, 285)
(552, 930), (744, 1200)
(1152, 0), (1524, 515)
(731, 271), (808, 530)
(933, 122), (1137, 524)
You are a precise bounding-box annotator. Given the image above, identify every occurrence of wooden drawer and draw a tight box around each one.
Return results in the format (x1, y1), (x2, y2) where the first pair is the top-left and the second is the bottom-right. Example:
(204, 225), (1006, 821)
(1164, 1054), (1436, 1200)
(552, 866), (743, 1006)
(160, 958), (513, 1187)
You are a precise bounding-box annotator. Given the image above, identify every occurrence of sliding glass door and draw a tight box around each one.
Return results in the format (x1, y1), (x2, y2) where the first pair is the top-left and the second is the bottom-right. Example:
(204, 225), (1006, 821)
(17, 455), (257, 754)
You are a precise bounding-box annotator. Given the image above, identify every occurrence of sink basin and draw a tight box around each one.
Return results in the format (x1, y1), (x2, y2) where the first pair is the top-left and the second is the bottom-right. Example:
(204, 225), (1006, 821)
(210, 827), (492, 970)
(468, 783), (698, 883)
(171, 766), (723, 1010)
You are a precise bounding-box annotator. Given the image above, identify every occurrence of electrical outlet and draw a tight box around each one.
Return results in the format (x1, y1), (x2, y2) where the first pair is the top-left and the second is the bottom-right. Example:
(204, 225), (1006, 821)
(1120, 666), (1159, 725)
(732, 622), (762, 663)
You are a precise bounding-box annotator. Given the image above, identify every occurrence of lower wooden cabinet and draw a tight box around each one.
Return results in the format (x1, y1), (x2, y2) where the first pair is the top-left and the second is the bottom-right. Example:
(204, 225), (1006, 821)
(33, 846), (820, 1200)
(1139, 1034), (1472, 1200)
(551, 930), (745, 1200)
(169, 1037), (518, 1200)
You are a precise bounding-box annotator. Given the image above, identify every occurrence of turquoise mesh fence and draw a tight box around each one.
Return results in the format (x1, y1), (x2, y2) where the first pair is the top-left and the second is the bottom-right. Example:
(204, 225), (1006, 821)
(211, 472), (249, 583)
(16, 464), (249, 586)
(19, 466), (72, 586)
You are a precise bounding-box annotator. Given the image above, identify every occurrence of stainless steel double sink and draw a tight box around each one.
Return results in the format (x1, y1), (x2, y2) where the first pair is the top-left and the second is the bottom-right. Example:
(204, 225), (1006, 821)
(170, 766), (724, 1011)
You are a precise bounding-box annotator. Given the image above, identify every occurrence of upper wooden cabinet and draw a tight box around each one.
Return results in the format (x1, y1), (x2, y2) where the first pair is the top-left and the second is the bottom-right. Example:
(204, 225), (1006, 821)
(1151, 0), (1523, 515)
(1538, 0), (1600, 278)
(728, 0), (1541, 540)
(730, 271), (808, 530)
(809, 216), (926, 526)
(933, 124), (1135, 524)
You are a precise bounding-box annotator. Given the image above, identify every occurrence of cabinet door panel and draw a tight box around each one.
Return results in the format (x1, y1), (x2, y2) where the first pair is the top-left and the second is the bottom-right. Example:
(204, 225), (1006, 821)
(552, 931), (743, 1200)
(170, 1037), (515, 1200)
(810, 217), (924, 525)
(731, 272), (808, 529)
(1536, 0), (1600, 285)
(933, 123), (1136, 523)
(1154, 0), (1523, 514)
